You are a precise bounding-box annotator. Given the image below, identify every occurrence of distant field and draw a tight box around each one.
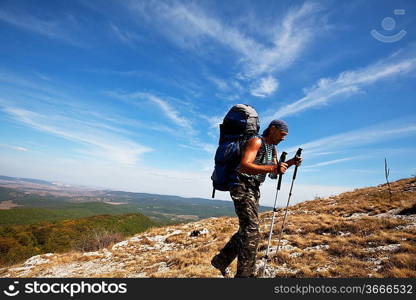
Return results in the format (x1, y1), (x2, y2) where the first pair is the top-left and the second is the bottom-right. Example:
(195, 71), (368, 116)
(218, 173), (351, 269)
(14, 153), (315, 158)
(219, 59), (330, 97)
(0, 202), (144, 226)
(0, 186), (271, 224)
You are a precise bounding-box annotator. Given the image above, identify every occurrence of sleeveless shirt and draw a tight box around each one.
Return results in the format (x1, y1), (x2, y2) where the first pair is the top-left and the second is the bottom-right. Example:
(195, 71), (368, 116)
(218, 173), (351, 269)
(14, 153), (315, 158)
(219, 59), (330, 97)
(238, 137), (275, 184)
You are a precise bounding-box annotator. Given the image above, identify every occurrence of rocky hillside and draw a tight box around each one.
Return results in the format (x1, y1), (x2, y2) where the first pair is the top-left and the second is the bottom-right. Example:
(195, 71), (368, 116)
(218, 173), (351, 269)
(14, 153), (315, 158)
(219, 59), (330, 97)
(1, 177), (415, 278)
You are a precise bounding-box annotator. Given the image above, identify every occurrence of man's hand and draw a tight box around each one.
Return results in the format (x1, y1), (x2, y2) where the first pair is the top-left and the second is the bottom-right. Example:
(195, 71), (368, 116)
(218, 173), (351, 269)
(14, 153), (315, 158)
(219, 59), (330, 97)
(287, 157), (303, 167)
(273, 162), (288, 175)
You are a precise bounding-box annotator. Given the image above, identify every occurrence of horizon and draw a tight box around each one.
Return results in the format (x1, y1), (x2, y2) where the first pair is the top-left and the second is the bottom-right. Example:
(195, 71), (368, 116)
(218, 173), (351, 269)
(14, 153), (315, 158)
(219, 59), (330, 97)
(0, 0), (415, 207)
(1, 173), (414, 209)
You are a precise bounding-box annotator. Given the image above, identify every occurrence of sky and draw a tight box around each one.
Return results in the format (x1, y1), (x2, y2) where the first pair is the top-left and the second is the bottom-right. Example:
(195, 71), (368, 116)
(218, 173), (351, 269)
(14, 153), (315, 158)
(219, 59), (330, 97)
(0, 0), (415, 207)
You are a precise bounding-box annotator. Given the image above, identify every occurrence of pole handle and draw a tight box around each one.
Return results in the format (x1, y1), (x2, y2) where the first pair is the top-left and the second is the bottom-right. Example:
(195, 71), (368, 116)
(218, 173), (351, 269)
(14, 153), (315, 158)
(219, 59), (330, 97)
(292, 148), (303, 180)
(277, 151), (287, 190)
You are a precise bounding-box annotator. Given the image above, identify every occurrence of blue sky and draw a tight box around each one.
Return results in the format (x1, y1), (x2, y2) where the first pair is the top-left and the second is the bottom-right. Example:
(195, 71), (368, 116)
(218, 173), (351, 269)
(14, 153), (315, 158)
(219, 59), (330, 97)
(0, 0), (415, 206)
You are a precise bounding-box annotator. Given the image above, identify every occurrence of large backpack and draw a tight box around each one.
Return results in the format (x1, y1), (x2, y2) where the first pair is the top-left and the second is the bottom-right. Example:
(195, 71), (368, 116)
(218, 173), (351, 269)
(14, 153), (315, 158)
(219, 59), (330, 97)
(211, 104), (260, 198)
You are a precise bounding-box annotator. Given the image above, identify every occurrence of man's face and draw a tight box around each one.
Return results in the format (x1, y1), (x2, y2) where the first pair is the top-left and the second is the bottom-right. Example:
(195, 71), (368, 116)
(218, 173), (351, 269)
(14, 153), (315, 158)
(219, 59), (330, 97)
(270, 126), (288, 145)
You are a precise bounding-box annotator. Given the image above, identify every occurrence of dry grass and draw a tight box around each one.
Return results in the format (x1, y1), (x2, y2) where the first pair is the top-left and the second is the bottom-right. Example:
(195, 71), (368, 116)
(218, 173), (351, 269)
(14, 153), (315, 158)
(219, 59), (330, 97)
(2, 177), (415, 278)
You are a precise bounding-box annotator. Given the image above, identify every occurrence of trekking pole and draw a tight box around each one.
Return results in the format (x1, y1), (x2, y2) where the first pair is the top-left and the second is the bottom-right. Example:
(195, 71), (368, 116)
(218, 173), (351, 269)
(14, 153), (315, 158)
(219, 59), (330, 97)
(260, 151), (287, 277)
(275, 148), (303, 255)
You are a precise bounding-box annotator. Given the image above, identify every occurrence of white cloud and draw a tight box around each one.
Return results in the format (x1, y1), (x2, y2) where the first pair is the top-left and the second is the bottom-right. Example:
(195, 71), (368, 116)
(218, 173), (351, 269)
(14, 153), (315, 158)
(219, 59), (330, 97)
(208, 76), (229, 91)
(145, 94), (194, 132)
(302, 157), (357, 168)
(245, 2), (326, 77)
(107, 90), (219, 154)
(266, 54), (416, 121)
(0, 144), (28, 152)
(0, 10), (82, 46)
(1, 106), (152, 165)
(33, 72), (52, 81)
(202, 115), (222, 130)
(109, 90), (195, 133)
(109, 22), (142, 46)
(286, 118), (416, 157)
(250, 76), (279, 97)
(125, 1), (325, 94)
(180, 142), (217, 155)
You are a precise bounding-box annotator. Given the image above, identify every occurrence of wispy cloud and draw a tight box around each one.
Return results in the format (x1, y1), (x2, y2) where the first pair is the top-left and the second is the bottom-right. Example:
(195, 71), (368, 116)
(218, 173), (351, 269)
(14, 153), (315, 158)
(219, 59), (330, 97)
(33, 72), (52, 81)
(0, 144), (28, 152)
(179, 142), (216, 155)
(125, 1), (325, 96)
(302, 157), (356, 168)
(109, 22), (142, 46)
(203, 115), (223, 130)
(266, 52), (416, 121)
(242, 2), (326, 78)
(106, 90), (219, 153)
(1, 106), (152, 165)
(208, 76), (230, 91)
(109, 91), (196, 134)
(0, 10), (83, 46)
(145, 94), (194, 132)
(287, 118), (416, 157)
(133, 93), (220, 153)
(206, 75), (244, 100)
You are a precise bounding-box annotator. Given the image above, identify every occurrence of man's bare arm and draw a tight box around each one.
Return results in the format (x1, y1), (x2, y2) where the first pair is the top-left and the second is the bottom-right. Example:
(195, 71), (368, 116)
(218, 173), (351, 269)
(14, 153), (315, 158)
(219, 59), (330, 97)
(239, 138), (283, 175)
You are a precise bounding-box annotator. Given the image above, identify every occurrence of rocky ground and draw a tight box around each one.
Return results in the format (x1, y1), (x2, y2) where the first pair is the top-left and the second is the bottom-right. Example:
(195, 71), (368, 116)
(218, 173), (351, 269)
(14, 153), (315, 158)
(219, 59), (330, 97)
(1, 177), (415, 278)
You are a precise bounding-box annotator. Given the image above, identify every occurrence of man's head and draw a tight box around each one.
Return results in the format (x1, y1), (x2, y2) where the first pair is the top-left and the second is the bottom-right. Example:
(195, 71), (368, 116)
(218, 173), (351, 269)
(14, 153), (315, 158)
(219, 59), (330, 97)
(263, 119), (288, 145)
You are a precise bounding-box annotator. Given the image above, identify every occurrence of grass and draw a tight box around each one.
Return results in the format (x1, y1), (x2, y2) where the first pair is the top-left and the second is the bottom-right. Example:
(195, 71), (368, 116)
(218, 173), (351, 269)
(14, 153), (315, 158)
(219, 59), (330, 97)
(1, 177), (415, 278)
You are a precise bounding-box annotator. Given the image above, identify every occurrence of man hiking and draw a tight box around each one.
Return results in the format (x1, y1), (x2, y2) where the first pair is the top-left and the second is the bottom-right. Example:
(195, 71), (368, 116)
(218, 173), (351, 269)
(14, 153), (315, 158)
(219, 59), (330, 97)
(211, 119), (302, 278)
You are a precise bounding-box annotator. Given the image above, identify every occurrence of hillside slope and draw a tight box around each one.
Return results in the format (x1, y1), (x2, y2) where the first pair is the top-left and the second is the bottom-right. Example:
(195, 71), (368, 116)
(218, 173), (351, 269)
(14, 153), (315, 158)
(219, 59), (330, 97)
(1, 177), (415, 278)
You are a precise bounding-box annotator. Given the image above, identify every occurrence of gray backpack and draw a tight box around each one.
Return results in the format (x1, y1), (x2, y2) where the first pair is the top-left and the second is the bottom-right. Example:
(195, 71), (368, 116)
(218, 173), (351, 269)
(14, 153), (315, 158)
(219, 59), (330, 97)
(211, 104), (260, 197)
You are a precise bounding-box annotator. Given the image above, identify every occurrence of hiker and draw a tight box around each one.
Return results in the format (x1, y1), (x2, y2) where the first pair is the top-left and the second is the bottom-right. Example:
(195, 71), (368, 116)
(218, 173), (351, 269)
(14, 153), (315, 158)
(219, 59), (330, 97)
(211, 119), (302, 278)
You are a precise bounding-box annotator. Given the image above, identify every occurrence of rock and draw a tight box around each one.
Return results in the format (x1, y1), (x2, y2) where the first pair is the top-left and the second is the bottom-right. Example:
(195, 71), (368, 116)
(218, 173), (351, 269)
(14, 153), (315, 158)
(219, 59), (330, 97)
(337, 231), (351, 236)
(102, 248), (113, 259)
(256, 262), (276, 278)
(345, 212), (369, 219)
(289, 252), (302, 258)
(112, 240), (129, 250)
(304, 244), (329, 251)
(129, 237), (142, 243)
(24, 254), (52, 266)
(364, 243), (401, 253)
(189, 228), (209, 237)
(316, 266), (329, 273)
(83, 251), (101, 257)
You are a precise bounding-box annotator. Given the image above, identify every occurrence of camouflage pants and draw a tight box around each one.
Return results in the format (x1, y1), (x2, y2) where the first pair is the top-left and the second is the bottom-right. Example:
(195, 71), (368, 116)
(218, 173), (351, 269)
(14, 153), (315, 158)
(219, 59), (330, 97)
(214, 177), (260, 277)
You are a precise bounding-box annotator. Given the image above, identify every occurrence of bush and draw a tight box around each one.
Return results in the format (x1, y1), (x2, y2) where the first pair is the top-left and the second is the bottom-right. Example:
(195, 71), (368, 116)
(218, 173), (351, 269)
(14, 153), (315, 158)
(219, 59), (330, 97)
(74, 229), (124, 252)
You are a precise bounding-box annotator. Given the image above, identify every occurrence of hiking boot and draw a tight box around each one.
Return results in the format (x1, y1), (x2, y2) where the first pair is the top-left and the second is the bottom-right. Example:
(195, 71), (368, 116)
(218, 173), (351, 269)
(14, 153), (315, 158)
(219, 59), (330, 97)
(211, 255), (231, 278)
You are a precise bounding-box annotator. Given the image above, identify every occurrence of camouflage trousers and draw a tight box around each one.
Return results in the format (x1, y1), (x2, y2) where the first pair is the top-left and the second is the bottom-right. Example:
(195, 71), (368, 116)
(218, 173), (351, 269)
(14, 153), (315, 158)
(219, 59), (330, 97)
(213, 177), (261, 277)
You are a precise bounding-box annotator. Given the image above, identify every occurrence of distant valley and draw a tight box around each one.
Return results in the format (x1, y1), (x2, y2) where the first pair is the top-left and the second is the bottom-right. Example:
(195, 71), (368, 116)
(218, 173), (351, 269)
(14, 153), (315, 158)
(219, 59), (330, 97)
(0, 175), (271, 224)
(0, 174), (270, 267)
